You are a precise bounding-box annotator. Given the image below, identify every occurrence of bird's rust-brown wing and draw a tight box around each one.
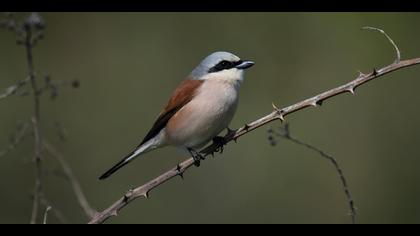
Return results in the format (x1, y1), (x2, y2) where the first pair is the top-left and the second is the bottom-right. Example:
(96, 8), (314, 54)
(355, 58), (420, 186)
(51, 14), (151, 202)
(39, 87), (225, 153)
(138, 78), (203, 146)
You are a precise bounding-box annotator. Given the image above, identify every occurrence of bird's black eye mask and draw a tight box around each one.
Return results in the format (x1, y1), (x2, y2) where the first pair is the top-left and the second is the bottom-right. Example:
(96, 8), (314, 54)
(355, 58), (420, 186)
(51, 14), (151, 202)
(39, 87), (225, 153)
(208, 60), (243, 73)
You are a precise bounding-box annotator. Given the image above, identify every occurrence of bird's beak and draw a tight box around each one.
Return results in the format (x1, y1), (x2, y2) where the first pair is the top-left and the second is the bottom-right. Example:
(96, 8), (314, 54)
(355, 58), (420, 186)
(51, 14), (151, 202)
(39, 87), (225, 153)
(236, 60), (255, 70)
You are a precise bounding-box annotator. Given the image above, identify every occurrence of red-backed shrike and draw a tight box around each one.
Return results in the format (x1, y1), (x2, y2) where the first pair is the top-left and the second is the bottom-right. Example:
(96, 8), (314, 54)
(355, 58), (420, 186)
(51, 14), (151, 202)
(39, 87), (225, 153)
(99, 51), (254, 180)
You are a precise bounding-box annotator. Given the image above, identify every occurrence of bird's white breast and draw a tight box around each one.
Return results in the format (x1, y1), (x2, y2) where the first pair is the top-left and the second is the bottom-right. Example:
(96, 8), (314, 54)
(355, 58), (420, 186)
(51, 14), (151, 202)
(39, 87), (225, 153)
(165, 72), (243, 149)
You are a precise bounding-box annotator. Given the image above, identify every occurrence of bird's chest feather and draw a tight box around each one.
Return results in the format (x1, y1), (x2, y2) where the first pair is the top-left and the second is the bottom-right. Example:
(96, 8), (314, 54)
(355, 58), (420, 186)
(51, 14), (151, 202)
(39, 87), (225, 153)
(195, 80), (239, 120)
(166, 79), (240, 147)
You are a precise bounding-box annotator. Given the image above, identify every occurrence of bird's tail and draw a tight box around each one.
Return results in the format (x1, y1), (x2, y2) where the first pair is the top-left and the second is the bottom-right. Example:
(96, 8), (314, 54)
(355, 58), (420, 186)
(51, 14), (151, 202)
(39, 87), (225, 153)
(99, 141), (154, 180)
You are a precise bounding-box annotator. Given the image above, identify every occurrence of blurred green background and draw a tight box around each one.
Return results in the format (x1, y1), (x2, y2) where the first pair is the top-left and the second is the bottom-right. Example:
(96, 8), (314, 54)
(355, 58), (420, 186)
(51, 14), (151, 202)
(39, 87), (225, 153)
(1, 12), (420, 224)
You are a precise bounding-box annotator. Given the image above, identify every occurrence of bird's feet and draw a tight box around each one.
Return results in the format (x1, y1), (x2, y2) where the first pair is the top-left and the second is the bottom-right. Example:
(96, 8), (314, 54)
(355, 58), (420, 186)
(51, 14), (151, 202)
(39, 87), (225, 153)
(212, 136), (227, 154)
(187, 148), (205, 167)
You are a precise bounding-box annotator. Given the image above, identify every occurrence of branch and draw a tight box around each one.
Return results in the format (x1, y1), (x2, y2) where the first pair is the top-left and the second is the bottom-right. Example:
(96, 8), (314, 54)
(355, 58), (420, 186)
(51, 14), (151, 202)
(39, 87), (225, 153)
(43, 141), (97, 218)
(269, 124), (356, 224)
(2, 13), (84, 224)
(362, 26), (401, 63)
(39, 196), (68, 224)
(0, 121), (29, 159)
(89, 28), (420, 223)
(42, 206), (51, 224)
(1, 12), (86, 224)
(0, 77), (30, 100)
(21, 13), (45, 224)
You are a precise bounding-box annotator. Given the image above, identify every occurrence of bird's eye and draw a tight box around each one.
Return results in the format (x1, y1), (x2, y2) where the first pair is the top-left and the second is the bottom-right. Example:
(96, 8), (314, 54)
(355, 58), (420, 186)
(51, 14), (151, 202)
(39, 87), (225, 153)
(220, 61), (230, 67)
(208, 60), (235, 73)
(217, 60), (233, 70)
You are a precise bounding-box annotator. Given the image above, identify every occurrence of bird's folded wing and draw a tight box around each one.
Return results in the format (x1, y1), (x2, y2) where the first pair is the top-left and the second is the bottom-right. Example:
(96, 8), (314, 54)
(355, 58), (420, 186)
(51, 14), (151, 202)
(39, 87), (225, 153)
(138, 78), (203, 146)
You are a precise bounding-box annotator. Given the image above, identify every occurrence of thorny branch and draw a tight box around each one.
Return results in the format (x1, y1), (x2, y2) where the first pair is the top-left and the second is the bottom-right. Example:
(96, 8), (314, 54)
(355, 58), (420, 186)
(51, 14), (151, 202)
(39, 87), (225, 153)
(89, 27), (420, 224)
(268, 124), (356, 224)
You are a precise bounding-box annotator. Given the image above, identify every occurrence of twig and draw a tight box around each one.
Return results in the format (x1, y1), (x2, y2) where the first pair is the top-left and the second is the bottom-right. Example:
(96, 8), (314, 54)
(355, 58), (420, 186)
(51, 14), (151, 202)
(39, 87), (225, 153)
(39, 197), (68, 224)
(0, 121), (30, 158)
(30, 173), (41, 224)
(89, 28), (420, 224)
(269, 124), (356, 224)
(43, 141), (97, 218)
(362, 26), (401, 63)
(42, 206), (51, 224)
(0, 77), (30, 100)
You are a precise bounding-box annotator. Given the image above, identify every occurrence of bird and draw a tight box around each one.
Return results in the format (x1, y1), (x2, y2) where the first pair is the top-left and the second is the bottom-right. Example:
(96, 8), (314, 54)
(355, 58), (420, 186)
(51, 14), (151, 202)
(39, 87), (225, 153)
(99, 51), (255, 180)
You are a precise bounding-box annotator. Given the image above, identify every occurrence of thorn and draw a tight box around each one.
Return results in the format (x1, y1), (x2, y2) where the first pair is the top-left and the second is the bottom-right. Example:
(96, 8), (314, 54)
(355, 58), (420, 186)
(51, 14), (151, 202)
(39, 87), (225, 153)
(142, 191), (149, 199)
(243, 124), (250, 131)
(272, 102), (280, 111)
(347, 87), (355, 95)
(358, 71), (366, 78)
(316, 100), (323, 106)
(272, 102), (285, 121)
(111, 210), (118, 217)
(226, 127), (236, 136)
(124, 189), (134, 202)
(175, 164), (184, 179)
(175, 164), (182, 172)
(372, 67), (378, 76)
(310, 102), (317, 107)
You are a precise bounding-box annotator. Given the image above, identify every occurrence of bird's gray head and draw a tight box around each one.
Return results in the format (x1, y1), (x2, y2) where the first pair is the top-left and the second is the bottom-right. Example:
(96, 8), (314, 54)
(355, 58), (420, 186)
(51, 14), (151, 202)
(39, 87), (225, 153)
(190, 51), (255, 80)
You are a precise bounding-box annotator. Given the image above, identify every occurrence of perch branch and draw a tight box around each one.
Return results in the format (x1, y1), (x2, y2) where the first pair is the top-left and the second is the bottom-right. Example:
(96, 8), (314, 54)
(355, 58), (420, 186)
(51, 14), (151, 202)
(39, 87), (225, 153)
(89, 28), (420, 224)
(43, 141), (97, 218)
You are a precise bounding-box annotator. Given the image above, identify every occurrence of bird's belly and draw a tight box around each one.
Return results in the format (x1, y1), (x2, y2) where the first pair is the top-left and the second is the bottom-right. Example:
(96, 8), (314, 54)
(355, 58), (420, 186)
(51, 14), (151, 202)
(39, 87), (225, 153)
(166, 84), (239, 149)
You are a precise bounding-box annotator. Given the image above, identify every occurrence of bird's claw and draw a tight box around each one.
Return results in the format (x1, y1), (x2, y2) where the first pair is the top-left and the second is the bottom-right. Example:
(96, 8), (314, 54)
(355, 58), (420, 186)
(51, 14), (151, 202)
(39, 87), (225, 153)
(212, 136), (227, 154)
(193, 155), (202, 167)
(188, 148), (205, 167)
